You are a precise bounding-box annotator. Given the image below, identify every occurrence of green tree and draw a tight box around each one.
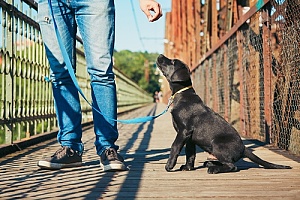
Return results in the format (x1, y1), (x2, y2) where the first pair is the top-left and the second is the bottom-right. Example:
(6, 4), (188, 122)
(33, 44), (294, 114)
(113, 50), (161, 94)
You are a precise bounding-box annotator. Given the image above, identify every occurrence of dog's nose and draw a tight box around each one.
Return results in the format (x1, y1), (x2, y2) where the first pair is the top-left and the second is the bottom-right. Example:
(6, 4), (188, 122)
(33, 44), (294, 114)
(157, 54), (166, 63)
(158, 54), (165, 58)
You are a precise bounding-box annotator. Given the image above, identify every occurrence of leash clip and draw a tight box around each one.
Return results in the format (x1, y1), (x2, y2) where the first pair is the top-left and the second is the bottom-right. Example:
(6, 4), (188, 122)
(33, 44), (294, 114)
(166, 96), (174, 111)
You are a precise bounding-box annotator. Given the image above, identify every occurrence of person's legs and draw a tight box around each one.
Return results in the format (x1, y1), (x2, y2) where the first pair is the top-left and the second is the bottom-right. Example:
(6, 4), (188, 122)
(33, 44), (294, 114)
(74, 0), (125, 171)
(37, 0), (83, 169)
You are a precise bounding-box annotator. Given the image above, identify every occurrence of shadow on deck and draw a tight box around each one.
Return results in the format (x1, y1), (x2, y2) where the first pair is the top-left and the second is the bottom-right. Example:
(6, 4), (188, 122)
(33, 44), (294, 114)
(1, 103), (300, 199)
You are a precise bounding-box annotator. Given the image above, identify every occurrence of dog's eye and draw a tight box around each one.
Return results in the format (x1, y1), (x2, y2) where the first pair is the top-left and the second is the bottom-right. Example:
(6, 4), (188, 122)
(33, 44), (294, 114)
(171, 60), (175, 65)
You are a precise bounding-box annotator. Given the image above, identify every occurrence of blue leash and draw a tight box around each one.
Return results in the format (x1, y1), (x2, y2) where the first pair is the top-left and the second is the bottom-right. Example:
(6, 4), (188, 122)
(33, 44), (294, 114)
(47, 0), (170, 124)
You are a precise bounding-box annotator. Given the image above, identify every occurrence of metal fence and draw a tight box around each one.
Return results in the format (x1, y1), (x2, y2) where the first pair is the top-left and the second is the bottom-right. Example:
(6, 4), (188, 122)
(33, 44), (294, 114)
(193, 1), (300, 155)
(0, 0), (152, 145)
(164, 0), (300, 155)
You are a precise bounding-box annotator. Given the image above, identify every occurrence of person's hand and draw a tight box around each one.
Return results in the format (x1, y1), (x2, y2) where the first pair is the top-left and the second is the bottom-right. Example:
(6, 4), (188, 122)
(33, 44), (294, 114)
(139, 0), (163, 22)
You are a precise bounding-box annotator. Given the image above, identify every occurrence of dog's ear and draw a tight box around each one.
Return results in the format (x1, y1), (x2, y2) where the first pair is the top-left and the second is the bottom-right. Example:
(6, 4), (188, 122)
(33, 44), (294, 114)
(170, 62), (191, 82)
(171, 68), (190, 82)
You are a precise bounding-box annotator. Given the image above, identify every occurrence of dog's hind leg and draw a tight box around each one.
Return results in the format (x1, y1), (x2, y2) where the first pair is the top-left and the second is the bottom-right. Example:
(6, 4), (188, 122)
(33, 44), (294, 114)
(207, 162), (238, 174)
(180, 138), (196, 171)
(203, 160), (223, 168)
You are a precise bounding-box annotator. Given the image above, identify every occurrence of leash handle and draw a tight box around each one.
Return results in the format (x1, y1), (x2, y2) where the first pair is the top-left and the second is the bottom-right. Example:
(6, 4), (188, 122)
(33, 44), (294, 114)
(47, 0), (168, 124)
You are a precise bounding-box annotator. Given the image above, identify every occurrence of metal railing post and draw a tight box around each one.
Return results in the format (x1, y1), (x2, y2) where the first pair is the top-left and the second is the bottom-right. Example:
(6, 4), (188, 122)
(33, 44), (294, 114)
(5, 0), (14, 144)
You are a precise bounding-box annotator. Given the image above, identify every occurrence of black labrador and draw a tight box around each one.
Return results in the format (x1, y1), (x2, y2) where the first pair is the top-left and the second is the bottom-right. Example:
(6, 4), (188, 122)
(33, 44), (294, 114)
(156, 54), (291, 174)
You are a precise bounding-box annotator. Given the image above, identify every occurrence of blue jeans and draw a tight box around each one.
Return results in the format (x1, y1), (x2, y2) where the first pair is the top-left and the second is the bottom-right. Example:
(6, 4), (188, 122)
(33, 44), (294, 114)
(37, 0), (119, 156)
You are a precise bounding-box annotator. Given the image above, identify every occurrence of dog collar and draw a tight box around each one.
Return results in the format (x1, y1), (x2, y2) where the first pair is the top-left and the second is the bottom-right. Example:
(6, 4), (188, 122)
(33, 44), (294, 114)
(165, 86), (193, 110)
(169, 85), (193, 104)
(171, 85), (193, 99)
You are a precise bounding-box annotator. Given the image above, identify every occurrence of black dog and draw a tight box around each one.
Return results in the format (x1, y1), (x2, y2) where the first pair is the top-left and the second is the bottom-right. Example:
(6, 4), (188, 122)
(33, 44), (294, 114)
(156, 54), (291, 174)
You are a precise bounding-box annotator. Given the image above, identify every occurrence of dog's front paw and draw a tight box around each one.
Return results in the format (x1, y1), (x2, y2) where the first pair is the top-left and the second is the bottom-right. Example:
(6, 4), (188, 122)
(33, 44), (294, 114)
(180, 164), (195, 171)
(165, 164), (174, 172)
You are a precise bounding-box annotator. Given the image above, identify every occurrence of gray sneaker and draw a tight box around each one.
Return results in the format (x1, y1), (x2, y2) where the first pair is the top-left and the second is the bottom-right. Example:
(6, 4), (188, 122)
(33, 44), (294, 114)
(37, 146), (82, 169)
(100, 148), (126, 171)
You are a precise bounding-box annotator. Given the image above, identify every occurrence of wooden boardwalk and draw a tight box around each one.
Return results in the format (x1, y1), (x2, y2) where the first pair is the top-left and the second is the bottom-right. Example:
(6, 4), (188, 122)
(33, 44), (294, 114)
(1, 103), (300, 199)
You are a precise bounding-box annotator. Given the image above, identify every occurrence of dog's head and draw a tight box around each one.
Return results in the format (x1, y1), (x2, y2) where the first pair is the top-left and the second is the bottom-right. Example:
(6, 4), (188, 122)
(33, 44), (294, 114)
(156, 54), (191, 89)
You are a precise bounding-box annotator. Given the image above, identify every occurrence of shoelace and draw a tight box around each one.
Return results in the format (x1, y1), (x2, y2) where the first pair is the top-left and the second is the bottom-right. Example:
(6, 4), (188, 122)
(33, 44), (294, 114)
(106, 149), (117, 159)
(51, 147), (66, 158)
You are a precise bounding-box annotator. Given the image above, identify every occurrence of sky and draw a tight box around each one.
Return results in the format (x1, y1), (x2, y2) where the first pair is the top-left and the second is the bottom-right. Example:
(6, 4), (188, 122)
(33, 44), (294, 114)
(114, 0), (171, 53)
(0, 0), (171, 53)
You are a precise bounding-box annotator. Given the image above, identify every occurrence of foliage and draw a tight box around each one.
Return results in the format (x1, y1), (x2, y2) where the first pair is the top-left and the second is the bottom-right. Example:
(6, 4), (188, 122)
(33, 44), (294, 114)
(113, 50), (161, 94)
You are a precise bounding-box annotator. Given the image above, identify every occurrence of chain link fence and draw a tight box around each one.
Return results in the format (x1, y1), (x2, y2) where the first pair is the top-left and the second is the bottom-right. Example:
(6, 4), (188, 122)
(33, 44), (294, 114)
(271, 0), (300, 154)
(190, 1), (300, 155)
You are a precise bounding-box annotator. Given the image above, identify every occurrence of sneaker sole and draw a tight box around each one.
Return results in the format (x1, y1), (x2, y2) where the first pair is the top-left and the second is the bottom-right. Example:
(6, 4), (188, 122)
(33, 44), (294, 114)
(100, 163), (127, 172)
(37, 161), (82, 170)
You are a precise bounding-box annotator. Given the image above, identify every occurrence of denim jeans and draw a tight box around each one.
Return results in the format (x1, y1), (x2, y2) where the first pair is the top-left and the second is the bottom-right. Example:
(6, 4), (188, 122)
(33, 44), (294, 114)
(37, 0), (119, 156)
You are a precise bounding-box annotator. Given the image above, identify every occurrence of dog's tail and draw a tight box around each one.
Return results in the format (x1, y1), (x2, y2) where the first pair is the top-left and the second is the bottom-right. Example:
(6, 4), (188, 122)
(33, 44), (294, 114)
(244, 148), (292, 169)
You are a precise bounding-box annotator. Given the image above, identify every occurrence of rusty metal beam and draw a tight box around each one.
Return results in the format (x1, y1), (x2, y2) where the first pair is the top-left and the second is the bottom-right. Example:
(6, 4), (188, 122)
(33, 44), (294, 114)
(212, 53), (218, 112)
(191, 0), (270, 72)
(182, 0), (187, 62)
(226, 0), (234, 31)
(187, 0), (193, 67)
(223, 46), (229, 122)
(237, 30), (247, 136)
(211, 0), (218, 47)
(195, 0), (201, 65)
(164, 12), (171, 57)
(175, 0), (182, 58)
(262, 8), (272, 142)
(203, 0), (209, 54)
(232, 0), (239, 24)
(205, 61), (210, 104)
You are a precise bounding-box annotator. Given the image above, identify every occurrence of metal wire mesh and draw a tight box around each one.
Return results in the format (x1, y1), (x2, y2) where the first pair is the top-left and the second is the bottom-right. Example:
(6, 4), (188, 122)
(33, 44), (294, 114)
(242, 13), (267, 142)
(192, 2), (300, 155)
(270, 0), (300, 154)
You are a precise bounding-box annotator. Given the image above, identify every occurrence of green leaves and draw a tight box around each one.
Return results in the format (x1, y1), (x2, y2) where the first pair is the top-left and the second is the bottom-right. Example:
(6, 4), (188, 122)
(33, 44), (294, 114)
(113, 50), (161, 94)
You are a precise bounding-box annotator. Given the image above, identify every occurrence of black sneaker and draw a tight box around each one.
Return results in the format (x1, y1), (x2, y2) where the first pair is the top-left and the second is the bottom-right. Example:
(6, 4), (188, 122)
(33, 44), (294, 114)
(37, 146), (82, 169)
(100, 148), (126, 171)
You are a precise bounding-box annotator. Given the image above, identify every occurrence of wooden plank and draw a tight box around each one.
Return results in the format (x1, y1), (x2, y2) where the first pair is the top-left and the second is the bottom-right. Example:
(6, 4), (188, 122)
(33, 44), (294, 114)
(0, 104), (299, 199)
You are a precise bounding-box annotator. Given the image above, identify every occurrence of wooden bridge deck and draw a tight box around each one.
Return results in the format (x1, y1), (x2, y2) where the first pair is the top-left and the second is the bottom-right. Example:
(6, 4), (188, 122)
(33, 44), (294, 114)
(1, 103), (300, 199)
